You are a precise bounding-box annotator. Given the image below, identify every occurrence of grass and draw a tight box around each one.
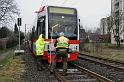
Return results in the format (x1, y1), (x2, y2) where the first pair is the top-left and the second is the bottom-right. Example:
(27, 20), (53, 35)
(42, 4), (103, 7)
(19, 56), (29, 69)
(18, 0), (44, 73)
(80, 43), (124, 63)
(0, 52), (25, 82)
(0, 51), (13, 69)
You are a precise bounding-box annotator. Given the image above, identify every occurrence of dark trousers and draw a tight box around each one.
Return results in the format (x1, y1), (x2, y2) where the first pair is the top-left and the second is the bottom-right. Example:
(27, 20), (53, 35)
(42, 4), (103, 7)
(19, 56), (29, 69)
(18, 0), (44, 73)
(36, 55), (43, 71)
(51, 48), (68, 74)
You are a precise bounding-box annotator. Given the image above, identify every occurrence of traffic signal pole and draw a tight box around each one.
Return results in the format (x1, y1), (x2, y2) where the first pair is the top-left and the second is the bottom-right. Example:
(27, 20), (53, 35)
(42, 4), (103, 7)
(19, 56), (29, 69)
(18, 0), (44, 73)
(18, 18), (21, 50)
(14, 18), (24, 57)
(19, 25), (20, 50)
(25, 24), (26, 41)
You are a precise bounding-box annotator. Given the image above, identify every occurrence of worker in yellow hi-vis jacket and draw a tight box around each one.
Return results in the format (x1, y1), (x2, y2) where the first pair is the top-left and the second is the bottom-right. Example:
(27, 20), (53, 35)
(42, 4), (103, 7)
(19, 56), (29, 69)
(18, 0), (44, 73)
(36, 34), (45, 71)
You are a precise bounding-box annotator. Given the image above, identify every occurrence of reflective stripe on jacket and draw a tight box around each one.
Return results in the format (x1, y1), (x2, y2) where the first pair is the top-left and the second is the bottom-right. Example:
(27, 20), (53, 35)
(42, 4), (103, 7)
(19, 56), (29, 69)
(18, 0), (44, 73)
(36, 34), (44, 56)
(56, 36), (69, 48)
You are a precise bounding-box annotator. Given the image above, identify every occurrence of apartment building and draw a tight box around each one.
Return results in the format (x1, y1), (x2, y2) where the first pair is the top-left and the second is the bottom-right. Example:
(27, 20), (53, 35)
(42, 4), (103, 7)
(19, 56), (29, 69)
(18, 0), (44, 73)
(100, 18), (108, 35)
(100, 17), (111, 35)
(111, 0), (124, 44)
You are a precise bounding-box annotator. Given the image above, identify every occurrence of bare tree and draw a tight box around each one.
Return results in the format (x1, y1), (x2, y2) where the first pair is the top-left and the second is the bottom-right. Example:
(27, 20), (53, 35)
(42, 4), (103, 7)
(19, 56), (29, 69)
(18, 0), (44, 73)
(110, 11), (123, 47)
(0, 0), (20, 26)
(95, 27), (101, 34)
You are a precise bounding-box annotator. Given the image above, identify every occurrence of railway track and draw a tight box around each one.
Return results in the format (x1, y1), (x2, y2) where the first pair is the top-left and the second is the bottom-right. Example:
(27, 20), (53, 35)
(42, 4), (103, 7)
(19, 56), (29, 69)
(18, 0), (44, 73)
(24, 43), (123, 82)
(77, 53), (124, 82)
(79, 53), (124, 71)
(53, 64), (112, 82)
(22, 48), (112, 82)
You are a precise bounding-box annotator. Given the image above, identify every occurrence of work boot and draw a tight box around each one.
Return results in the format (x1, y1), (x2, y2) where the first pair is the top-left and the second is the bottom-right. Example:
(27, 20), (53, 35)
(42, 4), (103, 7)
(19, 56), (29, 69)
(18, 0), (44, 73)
(63, 62), (67, 75)
(62, 69), (67, 76)
(50, 70), (53, 74)
(37, 62), (44, 71)
(37, 67), (42, 71)
(37, 65), (44, 71)
(50, 59), (56, 74)
(50, 65), (54, 74)
(62, 72), (67, 76)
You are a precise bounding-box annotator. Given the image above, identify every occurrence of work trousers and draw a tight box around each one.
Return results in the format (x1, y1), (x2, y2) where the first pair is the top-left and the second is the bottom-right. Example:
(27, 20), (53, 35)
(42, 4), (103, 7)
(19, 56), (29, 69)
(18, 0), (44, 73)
(51, 48), (68, 74)
(36, 55), (43, 71)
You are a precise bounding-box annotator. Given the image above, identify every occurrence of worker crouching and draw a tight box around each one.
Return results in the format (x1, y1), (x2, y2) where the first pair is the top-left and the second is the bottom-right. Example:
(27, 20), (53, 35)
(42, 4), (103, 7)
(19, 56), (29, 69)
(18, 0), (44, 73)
(51, 32), (69, 76)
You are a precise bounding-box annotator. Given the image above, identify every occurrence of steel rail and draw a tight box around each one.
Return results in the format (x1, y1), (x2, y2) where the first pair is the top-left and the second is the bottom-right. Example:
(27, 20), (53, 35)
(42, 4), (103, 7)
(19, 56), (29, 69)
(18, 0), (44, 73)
(79, 53), (124, 64)
(54, 70), (70, 82)
(78, 54), (124, 71)
(73, 64), (113, 82)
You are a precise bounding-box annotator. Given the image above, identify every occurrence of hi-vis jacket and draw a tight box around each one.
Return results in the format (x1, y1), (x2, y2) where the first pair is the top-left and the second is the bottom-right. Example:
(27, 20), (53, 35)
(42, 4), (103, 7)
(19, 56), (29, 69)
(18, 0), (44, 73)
(56, 36), (69, 48)
(36, 34), (44, 56)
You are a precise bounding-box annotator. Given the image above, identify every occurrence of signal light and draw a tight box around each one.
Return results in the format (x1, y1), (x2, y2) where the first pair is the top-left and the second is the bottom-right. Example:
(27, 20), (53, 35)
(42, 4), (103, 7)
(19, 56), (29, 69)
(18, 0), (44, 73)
(17, 18), (22, 26)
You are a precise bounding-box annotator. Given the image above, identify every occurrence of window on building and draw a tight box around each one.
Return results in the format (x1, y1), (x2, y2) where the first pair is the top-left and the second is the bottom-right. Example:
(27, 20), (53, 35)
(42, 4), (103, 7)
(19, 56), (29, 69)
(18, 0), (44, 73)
(114, 2), (119, 9)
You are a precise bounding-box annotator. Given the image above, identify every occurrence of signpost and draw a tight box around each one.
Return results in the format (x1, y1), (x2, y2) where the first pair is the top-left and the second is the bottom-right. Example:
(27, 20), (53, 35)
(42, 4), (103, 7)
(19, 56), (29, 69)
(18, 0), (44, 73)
(18, 18), (21, 49)
(14, 18), (24, 57)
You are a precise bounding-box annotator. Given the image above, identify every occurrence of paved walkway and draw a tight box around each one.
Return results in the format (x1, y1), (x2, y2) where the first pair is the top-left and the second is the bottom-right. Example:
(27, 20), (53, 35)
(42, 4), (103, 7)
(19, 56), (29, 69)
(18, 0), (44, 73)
(0, 50), (13, 62)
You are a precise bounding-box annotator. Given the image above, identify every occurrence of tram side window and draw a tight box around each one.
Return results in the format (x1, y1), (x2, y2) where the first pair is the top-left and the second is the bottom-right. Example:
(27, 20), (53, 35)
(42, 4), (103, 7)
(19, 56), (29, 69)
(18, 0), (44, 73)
(36, 27), (38, 38)
(38, 21), (41, 36)
(36, 19), (40, 37)
(36, 18), (42, 36)
(36, 17), (45, 37)
(42, 19), (45, 36)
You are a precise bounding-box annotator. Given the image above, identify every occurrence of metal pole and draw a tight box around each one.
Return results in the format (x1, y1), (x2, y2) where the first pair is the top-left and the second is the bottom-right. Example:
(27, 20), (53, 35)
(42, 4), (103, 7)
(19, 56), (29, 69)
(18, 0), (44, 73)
(122, 0), (124, 41)
(50, 27), (53, 64)
(50, 24), (59, 64)
(19, 26), (20, 50)
(25, 24), (26, 41)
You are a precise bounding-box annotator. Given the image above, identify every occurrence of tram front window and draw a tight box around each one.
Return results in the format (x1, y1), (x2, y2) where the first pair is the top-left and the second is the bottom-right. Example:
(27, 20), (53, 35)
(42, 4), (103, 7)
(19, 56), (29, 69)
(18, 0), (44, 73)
(48, 15), (78, 39)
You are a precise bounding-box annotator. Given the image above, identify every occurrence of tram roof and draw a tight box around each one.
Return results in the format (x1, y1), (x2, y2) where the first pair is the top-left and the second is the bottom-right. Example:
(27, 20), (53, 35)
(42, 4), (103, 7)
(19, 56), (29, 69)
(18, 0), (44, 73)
(36, 5), (77, 13)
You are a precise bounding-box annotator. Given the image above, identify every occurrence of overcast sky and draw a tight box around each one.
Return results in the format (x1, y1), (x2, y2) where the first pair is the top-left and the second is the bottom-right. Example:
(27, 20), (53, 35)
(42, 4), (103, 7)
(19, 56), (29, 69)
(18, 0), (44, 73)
(16, 0), (111, 32)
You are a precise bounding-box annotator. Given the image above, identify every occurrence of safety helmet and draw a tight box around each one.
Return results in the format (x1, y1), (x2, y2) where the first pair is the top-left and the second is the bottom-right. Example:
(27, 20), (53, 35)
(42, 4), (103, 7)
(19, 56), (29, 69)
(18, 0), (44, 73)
(39, 34), (44, 38)
(60, 32), (64, 36)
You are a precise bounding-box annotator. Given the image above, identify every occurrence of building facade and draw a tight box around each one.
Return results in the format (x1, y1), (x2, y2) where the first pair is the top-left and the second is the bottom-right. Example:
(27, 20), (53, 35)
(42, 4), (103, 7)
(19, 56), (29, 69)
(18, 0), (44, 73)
(100, 16), (111, 35)
(111, 0), (124, 44)
(100, 18), (108, 35)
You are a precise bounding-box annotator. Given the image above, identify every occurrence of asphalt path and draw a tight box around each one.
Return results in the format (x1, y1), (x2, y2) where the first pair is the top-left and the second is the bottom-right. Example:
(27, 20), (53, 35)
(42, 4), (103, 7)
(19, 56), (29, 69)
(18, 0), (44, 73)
(0, 50), (13, 63)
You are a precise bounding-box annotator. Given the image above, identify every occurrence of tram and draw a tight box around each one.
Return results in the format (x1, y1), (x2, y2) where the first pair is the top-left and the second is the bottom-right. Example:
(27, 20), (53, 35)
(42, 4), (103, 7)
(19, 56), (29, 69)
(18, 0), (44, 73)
(30, 6), (80, 64)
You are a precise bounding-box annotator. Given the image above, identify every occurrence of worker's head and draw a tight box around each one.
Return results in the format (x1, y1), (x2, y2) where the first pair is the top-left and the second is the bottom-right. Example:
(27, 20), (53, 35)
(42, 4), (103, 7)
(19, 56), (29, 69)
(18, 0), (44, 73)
(39, 34), (45, 39)
(60, 32), (64, 36)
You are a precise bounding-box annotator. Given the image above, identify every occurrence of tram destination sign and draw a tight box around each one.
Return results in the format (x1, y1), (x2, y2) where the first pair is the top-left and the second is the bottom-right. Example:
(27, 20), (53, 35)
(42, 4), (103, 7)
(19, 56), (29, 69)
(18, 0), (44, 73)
(49, 7), (75, 15)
